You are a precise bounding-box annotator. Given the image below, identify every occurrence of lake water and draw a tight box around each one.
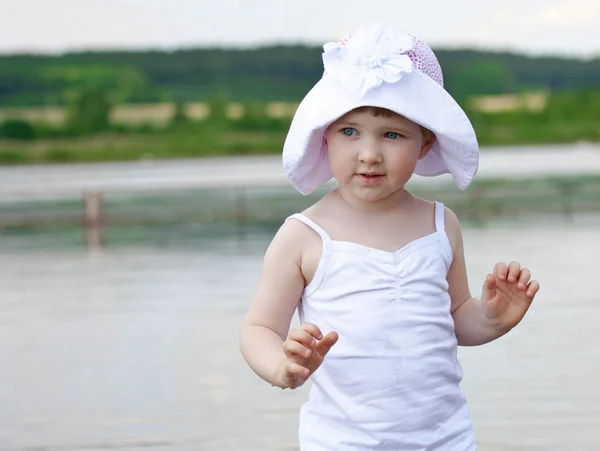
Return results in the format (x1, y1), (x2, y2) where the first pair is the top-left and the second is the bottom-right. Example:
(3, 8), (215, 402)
(1, 143), (599, 202)
(1, 215), (599, 451)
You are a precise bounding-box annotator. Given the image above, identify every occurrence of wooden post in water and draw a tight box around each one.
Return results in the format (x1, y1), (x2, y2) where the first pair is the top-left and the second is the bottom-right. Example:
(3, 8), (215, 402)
(558, 180), (575, 221)
(83, 191), (105, 250)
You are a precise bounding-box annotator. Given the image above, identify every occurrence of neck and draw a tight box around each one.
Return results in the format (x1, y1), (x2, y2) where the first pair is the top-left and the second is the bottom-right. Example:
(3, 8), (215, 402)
(335, 187), (412, 214)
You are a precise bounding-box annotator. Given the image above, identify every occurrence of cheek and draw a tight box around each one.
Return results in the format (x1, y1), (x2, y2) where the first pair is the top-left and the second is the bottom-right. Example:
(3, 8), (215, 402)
(326, 138), (351, 168)
(385, 146), (420, 174)
(327, 148), (347, 175)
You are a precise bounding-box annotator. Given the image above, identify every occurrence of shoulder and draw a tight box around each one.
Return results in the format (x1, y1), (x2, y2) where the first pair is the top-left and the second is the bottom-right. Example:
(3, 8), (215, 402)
(412, 195), (462, 255)
(441, 204), (463, 256)
(264, 211), (325, 287)
(441, 204), (461, 232)
(269, 215), (315, 257)
(267, 205), (325, 258)
(408, 195), (459, 232)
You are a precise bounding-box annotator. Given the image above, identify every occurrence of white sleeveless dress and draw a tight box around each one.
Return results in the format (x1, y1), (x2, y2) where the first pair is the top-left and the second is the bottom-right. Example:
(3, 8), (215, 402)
(286, 202), (476, 450)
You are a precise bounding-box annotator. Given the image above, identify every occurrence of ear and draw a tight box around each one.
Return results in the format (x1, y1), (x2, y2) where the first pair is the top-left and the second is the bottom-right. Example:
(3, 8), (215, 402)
(418, 132), (436, 160)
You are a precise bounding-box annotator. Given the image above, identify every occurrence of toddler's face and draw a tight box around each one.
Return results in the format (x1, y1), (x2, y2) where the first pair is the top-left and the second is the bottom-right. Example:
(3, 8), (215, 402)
(325, 108), (434, 203)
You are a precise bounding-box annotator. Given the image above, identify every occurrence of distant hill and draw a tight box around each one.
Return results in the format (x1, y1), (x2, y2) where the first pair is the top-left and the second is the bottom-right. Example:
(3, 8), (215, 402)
(1, 45), (598, 106)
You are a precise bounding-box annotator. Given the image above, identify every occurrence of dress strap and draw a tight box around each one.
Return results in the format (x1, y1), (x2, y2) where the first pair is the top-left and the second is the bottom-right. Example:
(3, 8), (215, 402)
(434, 201), (446, 233)
(286, 214), (332, 245)
(285, 214), (332, 297)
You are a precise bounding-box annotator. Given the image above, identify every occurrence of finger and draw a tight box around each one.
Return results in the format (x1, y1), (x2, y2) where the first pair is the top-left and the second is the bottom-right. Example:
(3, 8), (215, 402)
(315, 331), (339, 357)
(526, 280), (540, 298)
(288, 328), (318, 348)
(300, 323), (324, 340)
(507, 261), (521, 282)
(518, 268), (531, 290)
(494, 262), (509, 280)
(481, 274), (497, 302)
(285, 360), (310, 379)
(283, 340), (312, 359)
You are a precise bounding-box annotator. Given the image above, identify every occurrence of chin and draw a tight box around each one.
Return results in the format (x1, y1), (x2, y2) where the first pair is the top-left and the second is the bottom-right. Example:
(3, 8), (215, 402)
(354, 189), (393, 203)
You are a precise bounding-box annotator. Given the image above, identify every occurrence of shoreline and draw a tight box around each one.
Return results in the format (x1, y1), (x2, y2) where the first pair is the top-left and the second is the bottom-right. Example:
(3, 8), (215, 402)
(0, 143), (598, 249)
(0, 143), (598, 202)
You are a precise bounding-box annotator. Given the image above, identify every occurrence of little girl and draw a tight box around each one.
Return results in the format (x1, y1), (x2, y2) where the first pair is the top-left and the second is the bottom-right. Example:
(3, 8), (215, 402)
(240, 23), (540, 450)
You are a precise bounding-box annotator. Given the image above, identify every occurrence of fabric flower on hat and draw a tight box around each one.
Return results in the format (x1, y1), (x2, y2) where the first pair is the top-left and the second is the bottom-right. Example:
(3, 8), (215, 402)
(322, 23), (414, 98)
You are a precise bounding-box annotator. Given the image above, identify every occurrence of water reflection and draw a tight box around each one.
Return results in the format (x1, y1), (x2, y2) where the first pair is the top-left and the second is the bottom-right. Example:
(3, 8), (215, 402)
(0, 217), (599, 450)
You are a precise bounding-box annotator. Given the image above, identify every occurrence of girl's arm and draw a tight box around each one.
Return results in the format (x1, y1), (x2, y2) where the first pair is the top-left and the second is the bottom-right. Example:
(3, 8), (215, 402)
(239, 220), (310, 388)
(445, 208), (540, 346)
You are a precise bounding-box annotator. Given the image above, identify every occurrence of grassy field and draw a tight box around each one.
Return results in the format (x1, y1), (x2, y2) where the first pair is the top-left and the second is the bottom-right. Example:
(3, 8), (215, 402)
(0, 102), (213, 126)
(0, 102), (288, 126)
(0, 99), (598, 165)
(1, 123), (597, 166)
(0, 122), (288, 164)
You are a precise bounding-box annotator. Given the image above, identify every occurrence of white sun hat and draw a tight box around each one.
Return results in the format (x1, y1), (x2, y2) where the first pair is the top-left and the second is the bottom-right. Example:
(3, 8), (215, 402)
(282, 23), (479, 195)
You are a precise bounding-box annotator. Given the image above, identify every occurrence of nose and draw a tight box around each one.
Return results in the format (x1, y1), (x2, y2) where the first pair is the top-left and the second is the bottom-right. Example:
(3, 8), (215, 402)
(358, 139), (383, 164)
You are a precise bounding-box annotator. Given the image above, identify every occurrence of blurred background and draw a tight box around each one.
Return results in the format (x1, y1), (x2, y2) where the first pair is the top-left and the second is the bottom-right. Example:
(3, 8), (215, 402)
(0, 1), (599, 450)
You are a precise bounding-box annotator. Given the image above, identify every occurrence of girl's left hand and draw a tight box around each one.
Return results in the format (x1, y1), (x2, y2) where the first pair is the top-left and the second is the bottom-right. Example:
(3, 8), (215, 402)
(481, 261), (540, 331)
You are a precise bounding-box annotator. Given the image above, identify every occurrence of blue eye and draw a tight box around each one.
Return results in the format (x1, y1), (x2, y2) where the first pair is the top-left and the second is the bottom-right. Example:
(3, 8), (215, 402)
(342, 128), (356, 136)
(385, 132), (401, 139)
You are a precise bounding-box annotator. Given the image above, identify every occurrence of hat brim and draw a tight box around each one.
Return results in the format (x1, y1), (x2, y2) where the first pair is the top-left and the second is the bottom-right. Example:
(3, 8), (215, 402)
(282, 70), (479, 195)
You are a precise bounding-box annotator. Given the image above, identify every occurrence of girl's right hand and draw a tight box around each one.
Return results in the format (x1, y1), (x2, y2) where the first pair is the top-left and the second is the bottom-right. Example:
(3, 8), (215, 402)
(278, 323), (339, 389)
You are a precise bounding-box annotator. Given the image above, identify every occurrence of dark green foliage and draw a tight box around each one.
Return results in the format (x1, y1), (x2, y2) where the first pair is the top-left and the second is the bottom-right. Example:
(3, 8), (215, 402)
(66, 88), (111, 134)
(0, 46), (598, 106)
(232, 103), (290, 132)
(0, 118), (36, 140)
(171, 101), (189, 125)
(0, 150), (27, 164)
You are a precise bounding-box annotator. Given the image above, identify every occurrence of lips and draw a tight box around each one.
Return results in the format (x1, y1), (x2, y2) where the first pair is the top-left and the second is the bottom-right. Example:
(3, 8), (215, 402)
(357, 173), (385, 184)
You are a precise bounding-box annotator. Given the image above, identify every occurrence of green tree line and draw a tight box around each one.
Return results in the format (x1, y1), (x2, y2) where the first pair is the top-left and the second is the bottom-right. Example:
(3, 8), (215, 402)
(1, 46), (599, 106)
